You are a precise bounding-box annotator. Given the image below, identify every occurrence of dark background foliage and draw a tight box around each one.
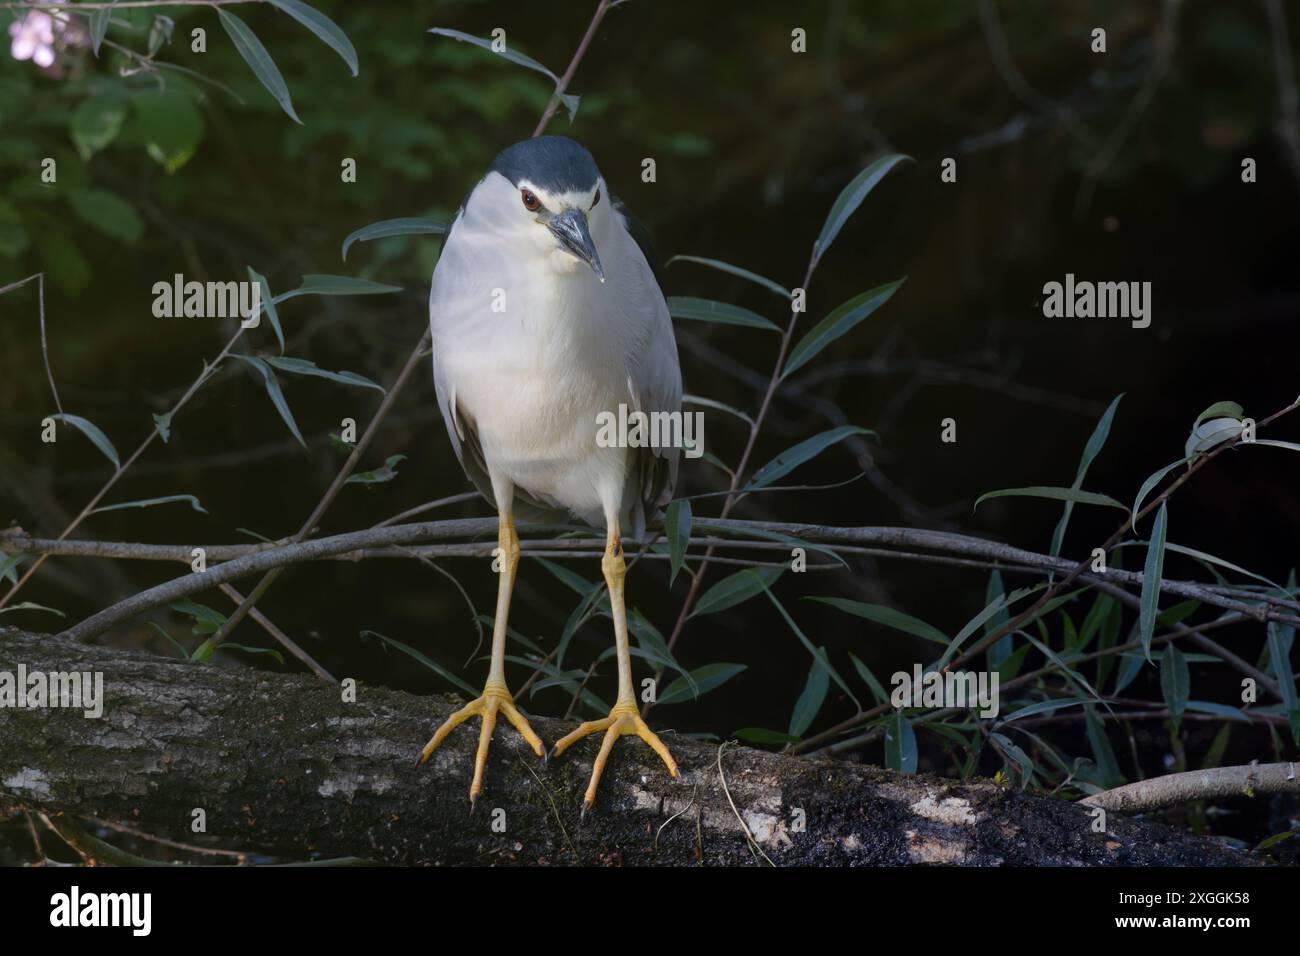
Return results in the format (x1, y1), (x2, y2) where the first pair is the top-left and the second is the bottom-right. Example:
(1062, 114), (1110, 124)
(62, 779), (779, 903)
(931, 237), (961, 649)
(1, 0), (1298, 856)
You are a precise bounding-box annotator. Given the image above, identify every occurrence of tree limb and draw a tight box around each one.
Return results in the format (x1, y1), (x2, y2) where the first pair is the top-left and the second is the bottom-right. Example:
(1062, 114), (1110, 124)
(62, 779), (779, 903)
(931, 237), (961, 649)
(0, 630), (1257, 866)
(1081, 764), (1300, 814)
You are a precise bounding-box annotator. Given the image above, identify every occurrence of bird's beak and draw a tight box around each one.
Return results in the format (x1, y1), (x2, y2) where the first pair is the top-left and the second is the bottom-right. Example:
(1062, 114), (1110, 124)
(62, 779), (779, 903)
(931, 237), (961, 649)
(548, 208), (604, 282)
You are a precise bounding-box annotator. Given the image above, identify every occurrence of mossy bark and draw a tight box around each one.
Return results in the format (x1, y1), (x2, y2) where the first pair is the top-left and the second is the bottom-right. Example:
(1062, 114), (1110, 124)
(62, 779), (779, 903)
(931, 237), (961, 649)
(0, 630), (1254, 866)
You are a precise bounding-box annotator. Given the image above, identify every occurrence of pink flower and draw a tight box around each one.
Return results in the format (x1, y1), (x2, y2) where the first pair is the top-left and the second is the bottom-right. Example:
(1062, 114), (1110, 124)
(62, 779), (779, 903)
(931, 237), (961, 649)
(9, 1), (79, 70)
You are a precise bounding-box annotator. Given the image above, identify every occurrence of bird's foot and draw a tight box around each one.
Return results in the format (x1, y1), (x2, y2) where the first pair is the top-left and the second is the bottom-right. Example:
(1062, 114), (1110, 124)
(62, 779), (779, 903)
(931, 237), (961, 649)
(550, 700), (679, 817)
(418, 680), (544, 807)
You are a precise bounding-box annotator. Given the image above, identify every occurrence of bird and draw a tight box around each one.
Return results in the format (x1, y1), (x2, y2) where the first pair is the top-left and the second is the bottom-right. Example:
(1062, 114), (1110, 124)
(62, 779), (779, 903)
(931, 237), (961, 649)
(420, 136), (683, 814)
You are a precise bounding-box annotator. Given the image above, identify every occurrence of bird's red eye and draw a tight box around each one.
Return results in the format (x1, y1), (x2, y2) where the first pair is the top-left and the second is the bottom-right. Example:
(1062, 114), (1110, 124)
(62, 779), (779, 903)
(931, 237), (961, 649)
(521, 189), (540, 211)
(592, 188), (601, 208)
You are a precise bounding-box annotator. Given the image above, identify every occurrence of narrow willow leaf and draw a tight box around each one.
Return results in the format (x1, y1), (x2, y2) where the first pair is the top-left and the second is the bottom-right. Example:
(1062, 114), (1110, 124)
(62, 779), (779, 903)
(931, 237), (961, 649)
(658, 662), (746, 706)
(885, 712), (917, 774)
(761, 584), (858, 708)
(427, 28), (559, 82)
(341, 217), (446, 261)
(0, 601), (65, 618)
(345, 454), (405, 486)
(746, 425), (872, 490)
(219, 643), (285, 665)
(693, 522), (848, 569)
(554, 582), (606, 670)
(1132, 458), (1182, 531)
(789, 648), (831, 737)
(90, 3), (115, 56)
(535, 558), (595, 596)
(989, 731), (1034, 787)
(52, 413), (120, 469)
(1001, 697), (1090, 723)
(1193, 400), (1243, 429)
(1160, 644), (1189, 733)
(1184, 417), (1243, 459)
(0, 553), (25, 586)
(815, 153), (911, 260)
(268, 0), (358, 76)
(938, 586), (1039, 669)
(1052, 393), (1123, 557)
(1186, 700), (1250, 723)
(1249, 439), (1300, 453)
(247, 266), (282, 353)
(360, 630), (478, 697)
(665, 499), (691, 586)
(682, 394), (754, 427)
(217, 8), (302, 124)
(808, 596), (947, 645)
(232, 355), (305, 448)
(1138, 501), (1169, 660)
(1084, 704), (1122, 787)
(667, 296), (779, 330)
(848, 652), (889, 706)
(974, 485), (1127, 513)
(264, 356), (385, 393)
(287, 274), (402, 297)
(783, 278), (905, 377)
(1267, 621), (1300, 744)
(691, 567), (783, 617)
(664, 255), (790, 298)
(90, 494), (207, 516)
(1160, 541), (1283, 591)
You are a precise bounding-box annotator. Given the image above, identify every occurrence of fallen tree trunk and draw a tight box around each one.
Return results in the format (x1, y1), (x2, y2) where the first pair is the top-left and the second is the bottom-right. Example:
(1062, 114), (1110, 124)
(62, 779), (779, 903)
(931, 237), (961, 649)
(0, 630), (1254, 866)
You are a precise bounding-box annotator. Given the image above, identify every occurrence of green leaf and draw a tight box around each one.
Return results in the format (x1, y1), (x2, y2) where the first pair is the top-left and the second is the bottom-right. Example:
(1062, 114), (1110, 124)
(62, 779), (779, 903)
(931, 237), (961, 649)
(746, 425), (872, 490)
(427, 27), (559, 82)
(1185, 417), (1243, 459)
(218, 8), (302, 124)
(666, 296), (779, 331)
(1052, 393), (1123, 557)
(761, 584), (859, 708)
(341, 217), (446, 261)
(231, 355), (305, 448)
(1138, 501), (1169, 661)
(848, 652), (889, 706)
(989, 731), (1034, 787)
(90, 494), (207, 516)
(170, 599), (226, 636)
(658, 662), (746, 706)
(733, 727), (801, 745)
(665, 499), (691, 586)
(67, 189), (143, 242)
(0, 601), (65, 618)
(938, 587), (1039, 669)
(1267, 621), (1300, 745)
(89, 4), (114, 56)
(885, 712), (917, 773)
(808, 596), (947, 645)
(70, 91), (127, 158)
(264, 356), (385, 393)
(1185, 701), (1249, 722)
(814, 153), (911, 260)
(1001, 697), (1090, 723)
(691, 567), (783, 617)
(1249, 439), (1300, 454)
(974, 486), (1127, 513)
(789, 647), (831, 737)
(360, 630), (478, 697)
(285, 274), (403, 297)
(345, 454), (406, 486)
(247, 267), (282, 353)
(1159, 644), (1190, 733)
(664, 255), (790, 298)
(1193, 400), (1243, 430)
(0, 553), (26, 586)
(536, 558), (596, 597)
(152, 412), (172, 443)
(267, 0), (358, 76)
(1131, 458), (1182, 531)
(1084, 704), (1122, 787)
(783, 279), (905, 377)
(51, 413), (119, 469)
(132, 90), (204, 173)
(219, 643), (285, 665)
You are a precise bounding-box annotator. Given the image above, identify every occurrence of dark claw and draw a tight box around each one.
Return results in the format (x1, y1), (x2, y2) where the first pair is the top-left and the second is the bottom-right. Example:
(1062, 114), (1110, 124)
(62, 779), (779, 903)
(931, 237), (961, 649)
(469, 794), (478, 815)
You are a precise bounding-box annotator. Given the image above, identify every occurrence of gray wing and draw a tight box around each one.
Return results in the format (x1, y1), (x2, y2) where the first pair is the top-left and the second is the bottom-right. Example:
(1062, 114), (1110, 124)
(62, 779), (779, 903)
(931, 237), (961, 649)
(614, 196), (682, 539)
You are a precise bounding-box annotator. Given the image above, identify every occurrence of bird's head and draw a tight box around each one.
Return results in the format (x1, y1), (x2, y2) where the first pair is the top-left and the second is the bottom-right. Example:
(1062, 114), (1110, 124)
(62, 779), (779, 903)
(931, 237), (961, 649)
(480, 136), (607, 281)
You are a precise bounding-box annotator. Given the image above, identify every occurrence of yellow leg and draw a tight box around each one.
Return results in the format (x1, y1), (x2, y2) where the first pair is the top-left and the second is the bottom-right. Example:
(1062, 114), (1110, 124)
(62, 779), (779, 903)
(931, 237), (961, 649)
(418, 511), (543, 806)
(550, 524), (679, 816)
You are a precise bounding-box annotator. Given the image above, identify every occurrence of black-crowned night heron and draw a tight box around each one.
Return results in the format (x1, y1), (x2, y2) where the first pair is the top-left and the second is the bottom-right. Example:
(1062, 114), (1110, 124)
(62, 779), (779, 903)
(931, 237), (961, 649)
(420, 136), (682, 813)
